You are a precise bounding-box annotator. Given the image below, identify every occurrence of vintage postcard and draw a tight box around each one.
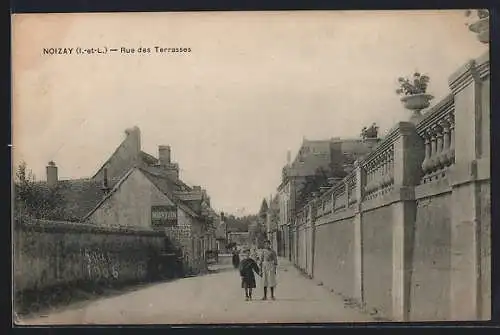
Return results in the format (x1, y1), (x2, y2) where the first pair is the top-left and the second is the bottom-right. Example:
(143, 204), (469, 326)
(12, 10), (490, 325)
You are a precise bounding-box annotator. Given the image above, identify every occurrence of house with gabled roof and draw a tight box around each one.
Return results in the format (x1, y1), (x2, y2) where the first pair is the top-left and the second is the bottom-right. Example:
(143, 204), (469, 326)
(41, 126), (217, 275)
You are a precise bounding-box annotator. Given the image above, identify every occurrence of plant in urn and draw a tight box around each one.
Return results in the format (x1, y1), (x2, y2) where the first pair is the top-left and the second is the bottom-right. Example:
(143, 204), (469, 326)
(465, 9), (489, 44)
(396, 72), (433, 124)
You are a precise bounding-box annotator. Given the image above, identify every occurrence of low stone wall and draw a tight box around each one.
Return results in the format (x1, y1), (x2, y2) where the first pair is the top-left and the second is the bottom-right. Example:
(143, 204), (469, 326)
(313, 217), (355, 296)
(13, 219), (165, 293)
(217, 254), (234, 266)
(410, 190), (452, 321)
(362, 206), (394, 318)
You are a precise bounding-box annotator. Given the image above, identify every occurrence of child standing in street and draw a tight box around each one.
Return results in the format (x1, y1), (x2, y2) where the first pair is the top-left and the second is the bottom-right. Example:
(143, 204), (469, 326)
(239, 250), (261, 301)
(260, 240), (278, 300)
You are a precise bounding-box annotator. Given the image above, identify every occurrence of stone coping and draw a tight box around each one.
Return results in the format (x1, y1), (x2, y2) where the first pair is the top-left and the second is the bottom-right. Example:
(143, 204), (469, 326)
(415, 177), (452, 200)
(448, 159), (491, 188)
(14, 219), (164, 237)
(315, 208), (356, 227)
(449, 51), (490, 93)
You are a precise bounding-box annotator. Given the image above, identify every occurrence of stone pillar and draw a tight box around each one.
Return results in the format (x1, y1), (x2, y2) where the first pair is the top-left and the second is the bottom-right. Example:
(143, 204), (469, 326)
(293, 220), (300, 266)
(285, 224), (290, 261)
(391, 122), (423, 321)
(353, 160), (365, 304)
(310, 200), (317, 278)
(448, 53), (490, 321)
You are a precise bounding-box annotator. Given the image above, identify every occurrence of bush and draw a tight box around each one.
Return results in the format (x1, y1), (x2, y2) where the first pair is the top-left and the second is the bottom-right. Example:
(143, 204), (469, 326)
(14, 161), (66, 220)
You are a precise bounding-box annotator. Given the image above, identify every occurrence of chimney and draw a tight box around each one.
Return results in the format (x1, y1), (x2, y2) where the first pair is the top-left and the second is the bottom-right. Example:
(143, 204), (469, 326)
(167, 163), (180, 180)
(46, 161), (58, 187)
(286, 150), (291, 165)
(124, 126), (141, 153)
(158, 145), (171, 165)
(158, 145), (179, 180)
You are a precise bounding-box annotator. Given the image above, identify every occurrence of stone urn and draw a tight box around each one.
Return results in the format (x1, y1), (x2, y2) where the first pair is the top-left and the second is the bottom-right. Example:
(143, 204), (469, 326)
(400, 93), (434, 124)
(468, 17), (489, 44)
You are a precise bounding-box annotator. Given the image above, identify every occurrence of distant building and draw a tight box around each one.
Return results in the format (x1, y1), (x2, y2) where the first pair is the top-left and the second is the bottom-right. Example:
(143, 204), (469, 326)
(228, 232), (250, 246)
(266, 194), (280, 253)
(277, 136), (378, 259)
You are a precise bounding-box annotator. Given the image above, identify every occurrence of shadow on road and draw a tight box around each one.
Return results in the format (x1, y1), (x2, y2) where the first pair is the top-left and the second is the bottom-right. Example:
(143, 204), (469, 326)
(14, 277), (179, 319)
(264, 298), (320, 302)
(207, 265), (236, 274)
(17, 263), (237, 320)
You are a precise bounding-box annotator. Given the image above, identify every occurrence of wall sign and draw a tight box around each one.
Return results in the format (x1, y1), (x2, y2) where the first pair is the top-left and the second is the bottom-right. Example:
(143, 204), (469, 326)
(151, 205), (178, 227)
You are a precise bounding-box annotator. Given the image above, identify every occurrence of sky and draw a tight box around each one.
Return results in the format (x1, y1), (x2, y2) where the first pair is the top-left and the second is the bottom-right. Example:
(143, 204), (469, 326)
(12, 10), (488, 216)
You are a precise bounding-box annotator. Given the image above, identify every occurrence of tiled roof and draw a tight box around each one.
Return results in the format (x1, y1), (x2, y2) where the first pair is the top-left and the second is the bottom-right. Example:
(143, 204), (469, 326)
(140, 151), (159, 165)
(138, 167), (200, 218)
(285, 137), (375, 178)
(336, 139), (374, 157)
(140, 165), (191, 192)
(139, 167), (208, 218)
(173, 192), (203, 201)
(37, 179), (106, 222)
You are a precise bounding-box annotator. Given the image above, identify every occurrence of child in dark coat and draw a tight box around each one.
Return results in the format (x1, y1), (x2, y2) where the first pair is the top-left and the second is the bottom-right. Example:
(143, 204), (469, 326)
(239, 251), (261, 301)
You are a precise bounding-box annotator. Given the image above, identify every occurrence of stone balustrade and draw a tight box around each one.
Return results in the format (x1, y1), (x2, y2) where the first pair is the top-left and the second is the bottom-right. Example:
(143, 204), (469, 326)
(316, 189), (331, 217)
(296, 205), (312, 227)
(362, 143), (395, 201)
(333, 183), (347, 212)
(346, 172), (357, 207)
(323, 189), (334, 215)
(416, 94), (455, 184)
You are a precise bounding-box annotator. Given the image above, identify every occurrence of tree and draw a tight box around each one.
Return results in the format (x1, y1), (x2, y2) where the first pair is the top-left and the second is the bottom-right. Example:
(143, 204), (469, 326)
(14, 161), (65, 220)
(225, 214), (253, 232)
(295, 167), (332, 209)
(258, 199), (268, 220)
(268, 197), (280, 231)
(248, 220), (267, 247)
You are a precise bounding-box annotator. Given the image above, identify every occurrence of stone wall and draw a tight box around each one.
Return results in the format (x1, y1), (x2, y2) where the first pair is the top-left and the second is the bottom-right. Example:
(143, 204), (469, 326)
(313, 217), (355, 296)
(479, 181), (491, 318)
(289, 53), (490, 321)
(362, 206), (393, 318)
(165, 210), (209, 275)
(13, 219), (164, 293)
(410, 191), (452, 321)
